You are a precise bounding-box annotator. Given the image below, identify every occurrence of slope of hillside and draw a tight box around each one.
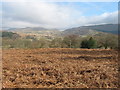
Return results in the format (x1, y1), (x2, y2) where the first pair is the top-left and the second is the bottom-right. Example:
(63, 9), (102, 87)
(62, 24), (118, 36)
(83, 24), (118, 34)
(62, 27), (100, 36)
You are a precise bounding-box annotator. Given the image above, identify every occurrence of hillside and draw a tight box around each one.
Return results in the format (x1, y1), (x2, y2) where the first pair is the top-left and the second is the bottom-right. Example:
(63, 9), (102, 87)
(62, 24), (118, 36)
(82, 24), (118, 34)
(62, 27), (100, 36)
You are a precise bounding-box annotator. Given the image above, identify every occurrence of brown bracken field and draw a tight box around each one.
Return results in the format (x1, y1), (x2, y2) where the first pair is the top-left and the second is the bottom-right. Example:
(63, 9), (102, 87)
(2, 48), (119, 88)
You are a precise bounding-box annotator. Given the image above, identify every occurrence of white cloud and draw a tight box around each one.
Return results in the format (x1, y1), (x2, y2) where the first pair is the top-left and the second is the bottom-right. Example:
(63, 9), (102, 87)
(76, 11), (118, 26)
(2, 2), (118, 29)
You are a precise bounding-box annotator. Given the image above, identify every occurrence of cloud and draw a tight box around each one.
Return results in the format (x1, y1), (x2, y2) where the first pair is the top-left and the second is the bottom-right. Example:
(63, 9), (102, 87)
(76, 11), (118, 26)
(2, 2), (79, 29)
(2, 2), (118, 29)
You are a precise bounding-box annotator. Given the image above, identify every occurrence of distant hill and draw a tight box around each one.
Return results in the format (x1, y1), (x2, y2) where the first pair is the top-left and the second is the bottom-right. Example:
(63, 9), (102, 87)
(82, 24), (118, 34)
(62, 24), (118, 36)
(6, 27), (62, 39)
(4, 24), (118, 39)
(8, 27), (58, 31)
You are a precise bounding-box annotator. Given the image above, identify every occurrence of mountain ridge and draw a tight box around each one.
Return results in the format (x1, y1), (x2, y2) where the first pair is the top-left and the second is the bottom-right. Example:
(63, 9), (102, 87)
(3, 24), (118, 39)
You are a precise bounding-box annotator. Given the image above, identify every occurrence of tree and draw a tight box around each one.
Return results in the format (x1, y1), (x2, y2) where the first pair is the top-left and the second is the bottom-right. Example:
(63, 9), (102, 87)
(62, 35), (80, 48)
(49, 38), (62, 48)
(2, 31), (20, 39)
(25, 35), (36, 40)
(81, 39), (88, 48)
(96, 34), (118, 49)
(81, 37), (97, 49)
(87, 37), (97, 49)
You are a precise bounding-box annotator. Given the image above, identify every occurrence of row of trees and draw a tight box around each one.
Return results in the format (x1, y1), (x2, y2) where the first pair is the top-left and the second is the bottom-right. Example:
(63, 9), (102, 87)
(2, 34), (118, 49)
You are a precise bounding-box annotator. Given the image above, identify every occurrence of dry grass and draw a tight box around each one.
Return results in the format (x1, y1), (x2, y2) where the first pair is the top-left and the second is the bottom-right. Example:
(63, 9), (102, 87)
(2, 48), (119, 88)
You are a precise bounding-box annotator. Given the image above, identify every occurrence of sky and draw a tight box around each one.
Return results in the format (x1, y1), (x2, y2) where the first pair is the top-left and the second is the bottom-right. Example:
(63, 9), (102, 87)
(0, 1), (118, 30)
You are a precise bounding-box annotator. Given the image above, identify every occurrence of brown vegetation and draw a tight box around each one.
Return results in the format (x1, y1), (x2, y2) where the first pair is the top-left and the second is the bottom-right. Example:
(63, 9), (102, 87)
(2, 48), (119, 88)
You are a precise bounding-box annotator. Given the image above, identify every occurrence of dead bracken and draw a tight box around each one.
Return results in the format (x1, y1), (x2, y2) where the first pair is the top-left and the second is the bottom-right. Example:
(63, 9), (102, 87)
(2, 48), (118, 88)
